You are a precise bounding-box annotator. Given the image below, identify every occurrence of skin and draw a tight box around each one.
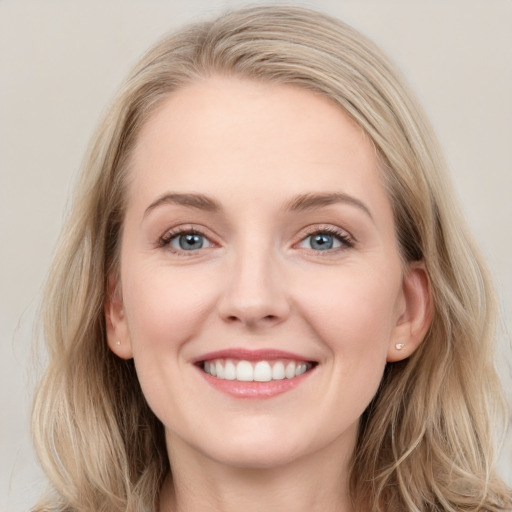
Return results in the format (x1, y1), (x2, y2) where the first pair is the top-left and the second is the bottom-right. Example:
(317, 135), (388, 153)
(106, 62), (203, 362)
(106, 76), (431, 512)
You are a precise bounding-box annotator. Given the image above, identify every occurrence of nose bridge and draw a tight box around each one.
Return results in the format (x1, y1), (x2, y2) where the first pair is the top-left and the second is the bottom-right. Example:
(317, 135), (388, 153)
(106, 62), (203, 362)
(218, 235), (289, 327)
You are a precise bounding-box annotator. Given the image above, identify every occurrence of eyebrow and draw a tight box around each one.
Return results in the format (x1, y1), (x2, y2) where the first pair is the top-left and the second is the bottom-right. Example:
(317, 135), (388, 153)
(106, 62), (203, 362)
(144, 192), (221, 218)
(286, 192), (373, 219)
(143, 191), (372, 220)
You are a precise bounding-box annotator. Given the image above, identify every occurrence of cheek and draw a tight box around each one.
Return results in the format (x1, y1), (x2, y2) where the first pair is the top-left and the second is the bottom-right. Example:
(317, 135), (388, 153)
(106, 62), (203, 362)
(120, 265), (218, 422)
(294, 262), (402, 387)
(303, 267), (401, 420)
(301, 265), (401, 339)
(121, 263), (217, 355)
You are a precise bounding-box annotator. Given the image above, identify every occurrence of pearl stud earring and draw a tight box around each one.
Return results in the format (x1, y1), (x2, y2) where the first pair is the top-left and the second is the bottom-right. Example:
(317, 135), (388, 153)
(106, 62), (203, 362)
(395, 343), (405, 350)
(116, 340), (121, 346)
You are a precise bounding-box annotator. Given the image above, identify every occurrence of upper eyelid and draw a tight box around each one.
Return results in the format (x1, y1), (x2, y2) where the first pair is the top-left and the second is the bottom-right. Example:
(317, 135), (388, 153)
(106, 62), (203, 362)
(293, 226), (357, 253)
(161, 224), (215, 237)
(295, 224), (355, 242)
(159, 225), (218, 247)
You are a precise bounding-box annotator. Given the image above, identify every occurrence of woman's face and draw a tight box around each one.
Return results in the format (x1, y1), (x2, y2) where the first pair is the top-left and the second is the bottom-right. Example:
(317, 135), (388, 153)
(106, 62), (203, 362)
(107, 77), (429, 469)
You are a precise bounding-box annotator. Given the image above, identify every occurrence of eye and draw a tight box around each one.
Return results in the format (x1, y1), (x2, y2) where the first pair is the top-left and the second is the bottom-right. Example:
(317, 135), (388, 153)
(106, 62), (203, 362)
(160, 229), (215, 253)
(172, 233), (207, 250)
(297, 228), (353, 252)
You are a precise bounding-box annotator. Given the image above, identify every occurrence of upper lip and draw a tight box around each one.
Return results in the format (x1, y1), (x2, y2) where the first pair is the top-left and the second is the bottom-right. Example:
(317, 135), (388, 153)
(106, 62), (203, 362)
(192, 348), (317, 363)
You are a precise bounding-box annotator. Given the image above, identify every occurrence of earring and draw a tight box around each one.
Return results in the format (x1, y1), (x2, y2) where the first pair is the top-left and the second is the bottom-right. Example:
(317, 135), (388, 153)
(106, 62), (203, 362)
(116, 340), (121, 346)
(395, 343), (405, 350)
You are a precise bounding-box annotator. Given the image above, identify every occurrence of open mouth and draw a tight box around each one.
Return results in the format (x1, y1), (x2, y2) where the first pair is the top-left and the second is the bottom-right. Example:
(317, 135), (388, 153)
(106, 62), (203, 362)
(197, 359), (317, 382)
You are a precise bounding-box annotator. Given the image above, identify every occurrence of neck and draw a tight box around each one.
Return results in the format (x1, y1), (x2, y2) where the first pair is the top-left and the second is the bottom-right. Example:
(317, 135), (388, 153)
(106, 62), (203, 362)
(159, 432), (357, 512)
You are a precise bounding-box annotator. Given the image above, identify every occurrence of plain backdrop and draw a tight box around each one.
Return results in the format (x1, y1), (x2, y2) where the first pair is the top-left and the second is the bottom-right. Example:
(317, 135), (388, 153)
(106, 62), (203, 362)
(1, 1), (511, 510)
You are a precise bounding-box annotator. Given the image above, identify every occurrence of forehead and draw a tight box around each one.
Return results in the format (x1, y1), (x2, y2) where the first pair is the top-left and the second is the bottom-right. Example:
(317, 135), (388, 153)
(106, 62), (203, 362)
(127, 76), (391, 222)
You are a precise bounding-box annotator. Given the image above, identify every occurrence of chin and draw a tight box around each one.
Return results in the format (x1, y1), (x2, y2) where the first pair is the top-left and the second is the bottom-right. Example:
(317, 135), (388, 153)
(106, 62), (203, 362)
(198, 421), (322, 470)
(207, 442), (304, 470)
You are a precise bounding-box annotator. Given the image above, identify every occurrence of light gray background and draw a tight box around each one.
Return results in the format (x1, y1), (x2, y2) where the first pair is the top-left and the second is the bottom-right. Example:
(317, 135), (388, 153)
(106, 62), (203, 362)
(1, 1), (511, 510)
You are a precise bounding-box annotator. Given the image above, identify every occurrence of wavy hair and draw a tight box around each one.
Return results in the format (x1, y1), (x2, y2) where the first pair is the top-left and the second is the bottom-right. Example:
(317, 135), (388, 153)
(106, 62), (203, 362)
(32, 5), (512, 511)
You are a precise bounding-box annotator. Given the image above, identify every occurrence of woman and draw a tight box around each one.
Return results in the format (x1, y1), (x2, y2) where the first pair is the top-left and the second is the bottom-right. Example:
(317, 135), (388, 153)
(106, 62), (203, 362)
(32, 5), (512, 511)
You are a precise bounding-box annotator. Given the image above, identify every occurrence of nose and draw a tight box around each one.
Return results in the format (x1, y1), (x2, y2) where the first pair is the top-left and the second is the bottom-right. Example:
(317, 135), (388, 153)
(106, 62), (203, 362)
(217, 248), (291, 329)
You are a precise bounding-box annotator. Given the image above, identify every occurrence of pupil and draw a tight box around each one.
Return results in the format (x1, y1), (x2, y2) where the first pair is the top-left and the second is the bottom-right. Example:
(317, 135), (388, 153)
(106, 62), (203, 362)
(180, 234), (203, 250)
(312, 234), (333, 250)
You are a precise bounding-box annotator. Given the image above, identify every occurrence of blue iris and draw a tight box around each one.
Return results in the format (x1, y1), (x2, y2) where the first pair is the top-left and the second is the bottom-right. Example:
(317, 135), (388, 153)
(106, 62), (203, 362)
(178, 233), (204, 250)
(309, 233), (334, 250)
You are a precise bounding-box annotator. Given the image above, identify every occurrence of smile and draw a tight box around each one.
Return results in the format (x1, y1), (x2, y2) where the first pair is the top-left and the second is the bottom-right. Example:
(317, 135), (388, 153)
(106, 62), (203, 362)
(201, 359), (315, 382)
(194, 349), (318, 398)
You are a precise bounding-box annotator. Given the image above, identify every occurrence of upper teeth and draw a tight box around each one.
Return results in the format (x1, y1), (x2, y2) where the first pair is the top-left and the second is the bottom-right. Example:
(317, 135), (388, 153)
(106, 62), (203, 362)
(203, 359), (312, 382)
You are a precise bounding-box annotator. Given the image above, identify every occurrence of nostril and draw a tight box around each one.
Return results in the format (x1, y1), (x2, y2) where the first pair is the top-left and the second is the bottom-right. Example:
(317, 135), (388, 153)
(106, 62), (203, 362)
(225, 313), (279, 325)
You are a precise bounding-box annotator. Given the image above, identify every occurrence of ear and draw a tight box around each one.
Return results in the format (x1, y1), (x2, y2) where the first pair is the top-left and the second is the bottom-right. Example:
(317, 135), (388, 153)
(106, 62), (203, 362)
(105, 274), (133, 359)
(387, 261), (432, 362)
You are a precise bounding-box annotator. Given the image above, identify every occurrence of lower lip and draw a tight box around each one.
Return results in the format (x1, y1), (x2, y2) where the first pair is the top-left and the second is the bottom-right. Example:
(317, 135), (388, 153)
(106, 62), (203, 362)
(197, 367), (315, 399)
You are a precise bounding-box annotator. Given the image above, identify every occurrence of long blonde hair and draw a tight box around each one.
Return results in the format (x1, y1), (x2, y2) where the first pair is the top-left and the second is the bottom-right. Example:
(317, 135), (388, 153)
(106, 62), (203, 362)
(33, 5), (512, 511)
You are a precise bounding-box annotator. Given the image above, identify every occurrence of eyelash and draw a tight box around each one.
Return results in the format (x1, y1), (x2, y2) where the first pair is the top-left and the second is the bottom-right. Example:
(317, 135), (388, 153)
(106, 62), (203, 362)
(296, 225), (355, 252)
(158, 226), (215, 255)
(158, 225), (355, 255)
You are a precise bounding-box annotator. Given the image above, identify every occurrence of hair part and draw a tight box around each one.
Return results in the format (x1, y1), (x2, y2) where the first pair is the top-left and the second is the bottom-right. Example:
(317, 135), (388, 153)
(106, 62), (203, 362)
(33, 5), (512, 511)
